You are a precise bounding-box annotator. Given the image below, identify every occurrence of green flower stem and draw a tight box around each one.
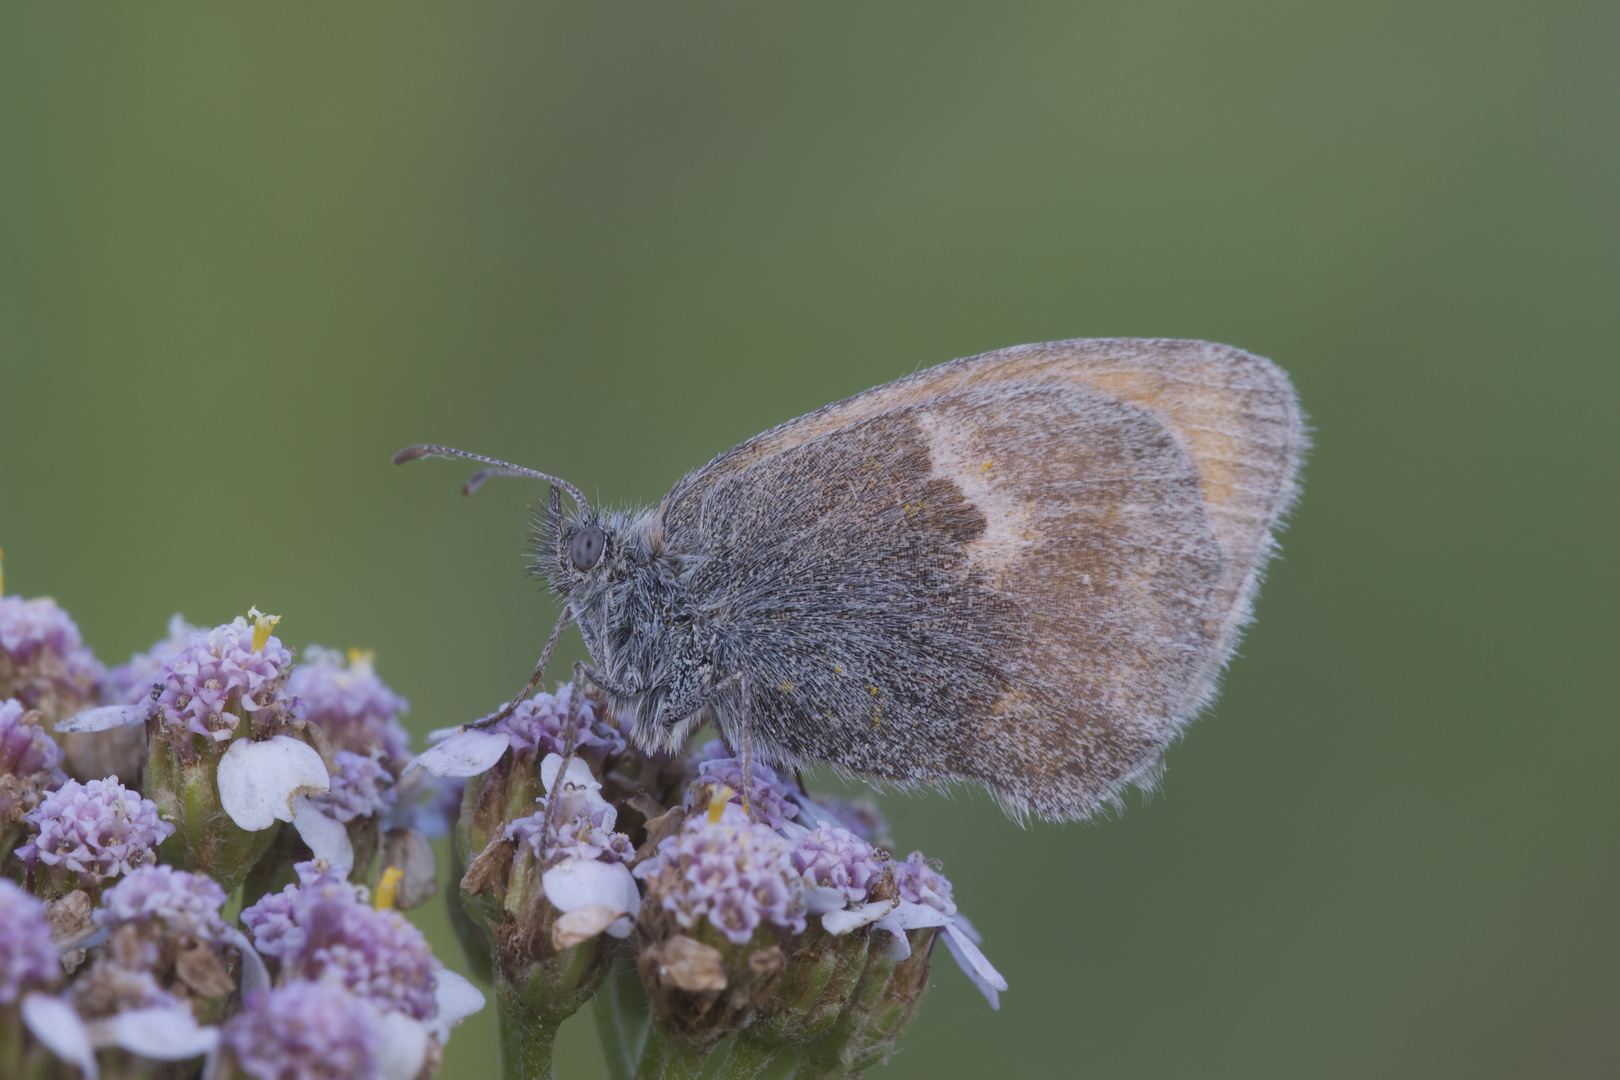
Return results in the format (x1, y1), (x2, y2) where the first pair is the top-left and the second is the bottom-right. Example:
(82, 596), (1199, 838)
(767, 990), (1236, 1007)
(497, 979), (562, 1080)
(633, 1024), (712, 1080)
(714, 1032), (782, 1080)
(593, 962), (650, 1080)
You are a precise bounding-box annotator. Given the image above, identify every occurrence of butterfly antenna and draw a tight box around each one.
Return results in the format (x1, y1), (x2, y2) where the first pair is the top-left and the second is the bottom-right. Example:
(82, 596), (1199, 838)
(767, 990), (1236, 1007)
(392, 444), (591, 516)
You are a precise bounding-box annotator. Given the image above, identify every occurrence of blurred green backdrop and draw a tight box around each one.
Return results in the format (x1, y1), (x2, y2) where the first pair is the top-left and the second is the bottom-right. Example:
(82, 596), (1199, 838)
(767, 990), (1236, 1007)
(1, 2), (1615, 1078)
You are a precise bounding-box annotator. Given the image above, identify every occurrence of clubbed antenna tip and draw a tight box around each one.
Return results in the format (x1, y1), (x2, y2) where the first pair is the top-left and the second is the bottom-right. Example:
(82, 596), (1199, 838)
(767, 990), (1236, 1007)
(391, 443), (591, 516)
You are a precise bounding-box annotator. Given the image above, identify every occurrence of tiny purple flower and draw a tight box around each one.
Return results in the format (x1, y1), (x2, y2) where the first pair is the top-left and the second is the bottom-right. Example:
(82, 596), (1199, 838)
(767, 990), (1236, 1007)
(1, 700), (67, 830)
(506, 809), (635, 865)
(490, 684), (625, 762)
(310, 751), (395, 824)
(146, 617), (296, 742)
(891, 852), (957, 917)
(0, 879), (58, 1004)
(635, 803), (807, 945)
(240, 861), (439, 1020)
(287, 647), (411, 765)
(505, 755), (633, 863)
(17, 777), (174, 884)
(223, 983), (383, 1080)
(0, 595), (104, 716)
(0, 698), (65, 777)
(409, 686), (625, 780)
(689, 753), (799, 832)
(95, 864), (227, 943)
(793, 825), (882, 904)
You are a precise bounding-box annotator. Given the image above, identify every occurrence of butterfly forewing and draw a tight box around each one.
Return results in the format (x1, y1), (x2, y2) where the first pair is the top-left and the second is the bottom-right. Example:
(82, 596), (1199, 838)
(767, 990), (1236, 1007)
(658, 338), (1304, 821)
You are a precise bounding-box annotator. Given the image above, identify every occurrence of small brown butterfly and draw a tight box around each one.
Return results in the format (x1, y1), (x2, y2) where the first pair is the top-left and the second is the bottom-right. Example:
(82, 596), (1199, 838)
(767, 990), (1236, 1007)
(399, 338), (1305, 821)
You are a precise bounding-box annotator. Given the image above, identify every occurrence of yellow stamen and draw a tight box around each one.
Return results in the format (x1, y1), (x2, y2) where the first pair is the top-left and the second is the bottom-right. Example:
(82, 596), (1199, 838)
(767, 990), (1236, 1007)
(248, 606), (282, 652)
(707, 784), (735, 824)
(346, 647), (376, 670)
(375, 865), (404, 910)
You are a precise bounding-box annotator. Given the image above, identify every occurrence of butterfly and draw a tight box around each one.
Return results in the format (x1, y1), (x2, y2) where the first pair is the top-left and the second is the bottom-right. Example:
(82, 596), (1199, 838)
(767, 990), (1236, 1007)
(399, 337), (1305, 821)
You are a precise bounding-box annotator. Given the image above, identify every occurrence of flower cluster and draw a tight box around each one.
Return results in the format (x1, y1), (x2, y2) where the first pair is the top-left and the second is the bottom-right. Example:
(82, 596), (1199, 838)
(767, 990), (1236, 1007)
(242, 861), (440, 1020)
(793, 824), (883, 909)
(505, 783), (635, 866)
(688, 744), (800, 831)
(0, 594), (104, 720)
(17, 776), (174, 887)
(314, 750), (396, 824)
(102, 614), (197, 706)
(495, 682), (624, 762)
(2, 562), (1009, 1080)
(96, 864), (228, 942)
(639, 802), (808, 945)
(146, 616), (297, 741)
(0, 579), (482, 1080)
(223, 982), (386, 1080)
(0, 698), (66, 829)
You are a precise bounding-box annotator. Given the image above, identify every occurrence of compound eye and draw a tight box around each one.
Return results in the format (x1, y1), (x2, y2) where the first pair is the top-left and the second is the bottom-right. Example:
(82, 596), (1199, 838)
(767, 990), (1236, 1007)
(569, 524), (605, 571)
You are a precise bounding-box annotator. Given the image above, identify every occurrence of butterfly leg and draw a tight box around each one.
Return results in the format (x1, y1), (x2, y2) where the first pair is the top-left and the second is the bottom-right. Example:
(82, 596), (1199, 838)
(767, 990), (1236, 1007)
(580, 664), (640, 701)
(734, 671), (756, 822)
(468, 606), (574, 730)
(653, 670), (757, 819)
(536, 660), (588, 859)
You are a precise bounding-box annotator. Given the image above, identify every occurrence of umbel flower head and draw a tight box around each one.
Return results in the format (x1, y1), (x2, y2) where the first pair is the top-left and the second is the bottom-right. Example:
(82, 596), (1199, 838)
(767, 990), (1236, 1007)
(419, 685), (629, 950)
(146, 613), (300, 742)
(239, 860), (483, 1078)
(16, 776), (174, 893)
(0, 589), (104, 724)
(634, 799), (807, 1043)
(242, 860), (439, 1020)
(95, 863), (228, 943)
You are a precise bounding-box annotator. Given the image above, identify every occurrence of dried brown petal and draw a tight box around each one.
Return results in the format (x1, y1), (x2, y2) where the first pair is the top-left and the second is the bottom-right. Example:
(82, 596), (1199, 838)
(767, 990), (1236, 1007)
(175, 940), (235, 998)
(550, 903), (620, 950)
(659, 934), (727, 992)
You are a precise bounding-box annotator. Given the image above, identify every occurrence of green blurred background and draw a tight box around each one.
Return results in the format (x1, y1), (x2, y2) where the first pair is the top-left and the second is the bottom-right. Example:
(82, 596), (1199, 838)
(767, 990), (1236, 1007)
(1, 2), (1615, 1077)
